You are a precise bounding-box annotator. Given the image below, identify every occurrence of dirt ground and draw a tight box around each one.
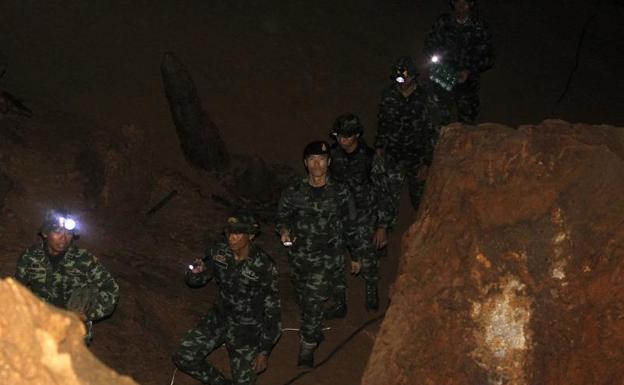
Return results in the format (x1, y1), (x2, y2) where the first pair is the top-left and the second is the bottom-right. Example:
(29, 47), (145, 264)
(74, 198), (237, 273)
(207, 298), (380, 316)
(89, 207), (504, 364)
(0, 1), (622, 385)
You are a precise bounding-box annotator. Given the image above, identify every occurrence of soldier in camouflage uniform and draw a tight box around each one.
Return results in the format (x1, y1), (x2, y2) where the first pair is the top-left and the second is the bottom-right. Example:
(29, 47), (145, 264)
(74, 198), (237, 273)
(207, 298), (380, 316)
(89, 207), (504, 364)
(375, 56), (437, 223)
(276, 140), (356, 367)
(172, 211), (281, 385)
(423, 0), (495, 124)
(327, 113), (393, 314)
(15, 208), (119, 344)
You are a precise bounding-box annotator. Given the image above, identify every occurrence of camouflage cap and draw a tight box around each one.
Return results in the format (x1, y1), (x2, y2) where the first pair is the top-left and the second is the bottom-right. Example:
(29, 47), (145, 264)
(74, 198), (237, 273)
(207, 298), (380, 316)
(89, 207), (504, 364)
(225, 210), (260, 235)
(39, 208), (80, 236)
(302, 140), (330, 160)
(330, 113), (364, 137)
(392, 55), (418, 80)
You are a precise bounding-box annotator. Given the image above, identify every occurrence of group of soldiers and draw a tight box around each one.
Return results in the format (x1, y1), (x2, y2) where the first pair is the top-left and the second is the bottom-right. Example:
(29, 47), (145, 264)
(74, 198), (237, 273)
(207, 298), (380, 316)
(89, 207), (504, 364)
(12, 1), (494, 384)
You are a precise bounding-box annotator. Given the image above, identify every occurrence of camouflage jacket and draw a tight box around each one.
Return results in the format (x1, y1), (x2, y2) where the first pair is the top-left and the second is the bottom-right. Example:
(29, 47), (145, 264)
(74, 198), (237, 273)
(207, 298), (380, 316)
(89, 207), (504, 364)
(423, 13), (495, 77)
(329, 140), (393, 228)
(275, 176), (356, 256)
(15, 242), (120, 321)
(375, 83), (436, 161)
(186, 241), (281, 354)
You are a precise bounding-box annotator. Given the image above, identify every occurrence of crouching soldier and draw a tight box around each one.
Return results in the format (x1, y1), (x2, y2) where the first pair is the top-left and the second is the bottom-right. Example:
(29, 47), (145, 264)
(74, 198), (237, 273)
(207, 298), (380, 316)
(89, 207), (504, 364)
(172, 211), (281, 385)
(15, 208), (120, 344)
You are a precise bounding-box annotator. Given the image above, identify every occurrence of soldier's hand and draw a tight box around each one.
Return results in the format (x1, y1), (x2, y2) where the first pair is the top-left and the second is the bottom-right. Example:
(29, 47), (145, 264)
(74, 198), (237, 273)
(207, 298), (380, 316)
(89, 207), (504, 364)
(416, 165), (429, 182)
(351, 261), (361, 275)
(280, 230), (293, 246)
(252, 352), (269, 373)
(375, 147), (385, 157)
(75, 311), (87, 322)
(190, 258), (206, 273)
(373, 228), (388, 249)
(457, 69), (470, 83)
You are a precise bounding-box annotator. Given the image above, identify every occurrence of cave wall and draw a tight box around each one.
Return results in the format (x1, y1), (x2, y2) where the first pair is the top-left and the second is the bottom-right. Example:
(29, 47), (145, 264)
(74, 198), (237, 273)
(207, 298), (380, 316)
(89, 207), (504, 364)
(362, 120), (624, 385)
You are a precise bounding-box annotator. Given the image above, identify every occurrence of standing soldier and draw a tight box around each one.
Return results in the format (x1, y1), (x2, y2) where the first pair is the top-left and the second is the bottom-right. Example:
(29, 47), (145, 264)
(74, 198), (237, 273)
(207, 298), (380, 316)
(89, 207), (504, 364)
(276, 140), (356, 368)
(376, 56), (437, 223)
(15, 208), (120, 344)
(327, 113), (392, 315)
(423, 0), (495, 125)
(172, 211), (281, 385)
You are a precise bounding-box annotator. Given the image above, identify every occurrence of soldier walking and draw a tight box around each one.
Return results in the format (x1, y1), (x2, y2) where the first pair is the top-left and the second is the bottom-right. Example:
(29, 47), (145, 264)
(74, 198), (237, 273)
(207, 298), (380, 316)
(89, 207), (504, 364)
(276, 141), (356, 367)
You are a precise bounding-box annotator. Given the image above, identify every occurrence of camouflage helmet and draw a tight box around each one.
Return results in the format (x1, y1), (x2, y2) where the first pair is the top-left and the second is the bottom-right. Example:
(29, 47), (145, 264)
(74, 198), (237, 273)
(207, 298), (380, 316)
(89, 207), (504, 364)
(330, 113), (364, 138)
(224, 210), (260, 235)
(449, 0), (477, 9)
(391, 55), (418, 81)
(39, 208), (79, 237)
(302, 140), (330, 160)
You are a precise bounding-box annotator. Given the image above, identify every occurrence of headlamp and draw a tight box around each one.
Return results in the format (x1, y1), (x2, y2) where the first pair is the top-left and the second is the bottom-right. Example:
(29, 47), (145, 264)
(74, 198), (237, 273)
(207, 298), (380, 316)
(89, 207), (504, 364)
(430, 55), (440, 64)
(395, 69), (409, 84)
(58, 216), (77, 231)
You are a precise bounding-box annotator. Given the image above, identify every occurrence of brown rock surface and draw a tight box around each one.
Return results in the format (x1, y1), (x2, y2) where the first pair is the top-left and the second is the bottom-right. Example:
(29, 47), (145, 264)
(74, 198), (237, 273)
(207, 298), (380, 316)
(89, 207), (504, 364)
(362, 120), (624, 385)
(0, 278), (139, 385)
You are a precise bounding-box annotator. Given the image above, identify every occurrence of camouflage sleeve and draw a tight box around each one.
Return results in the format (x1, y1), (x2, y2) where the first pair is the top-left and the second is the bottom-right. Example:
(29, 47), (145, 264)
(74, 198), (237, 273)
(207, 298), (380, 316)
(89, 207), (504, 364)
(14, 250), (32, 286)
(275, 185), (295, 236)
(259, 262), (282, 355)
(341, 186), (359, 260)
(375, 89), (398, 149)
(471, 21), (495, 74)
(185, 247), (216, 287)
(370, 155), (394, 229)
(84, 253), (120, 321)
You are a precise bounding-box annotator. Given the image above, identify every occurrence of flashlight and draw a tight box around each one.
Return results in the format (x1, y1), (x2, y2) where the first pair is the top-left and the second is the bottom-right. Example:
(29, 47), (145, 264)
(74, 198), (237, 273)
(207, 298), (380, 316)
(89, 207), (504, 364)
(283, 241), (293, 247)
(430, 55), (440, 63)
(395, 76), (405, 84)
(428, 54), (457, 91)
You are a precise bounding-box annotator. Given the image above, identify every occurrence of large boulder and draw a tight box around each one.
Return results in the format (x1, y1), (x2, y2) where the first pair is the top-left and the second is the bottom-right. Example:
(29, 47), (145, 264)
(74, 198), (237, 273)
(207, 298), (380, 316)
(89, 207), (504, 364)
(0, 278), (139, 385)
(362, 120), (624, 385)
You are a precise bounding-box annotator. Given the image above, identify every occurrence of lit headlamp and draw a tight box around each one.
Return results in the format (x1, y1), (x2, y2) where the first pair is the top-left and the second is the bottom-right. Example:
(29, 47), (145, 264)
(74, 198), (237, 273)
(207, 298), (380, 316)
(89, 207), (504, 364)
(395, 69), (409, 84)
(58, 216), (77, 231)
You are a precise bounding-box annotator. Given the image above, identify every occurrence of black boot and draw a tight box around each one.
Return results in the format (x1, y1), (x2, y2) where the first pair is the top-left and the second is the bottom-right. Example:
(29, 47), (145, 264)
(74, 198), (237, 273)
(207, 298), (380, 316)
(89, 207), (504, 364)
(297, 340), (317, 368)
(324, 292), (348, 319)
(365, 281), (379, 311)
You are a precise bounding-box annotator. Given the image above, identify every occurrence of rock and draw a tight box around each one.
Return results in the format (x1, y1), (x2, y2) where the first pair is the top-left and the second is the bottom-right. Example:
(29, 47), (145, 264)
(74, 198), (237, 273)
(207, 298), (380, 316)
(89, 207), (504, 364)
(0, 278), (139, 385)
(362, 120), (624, 385)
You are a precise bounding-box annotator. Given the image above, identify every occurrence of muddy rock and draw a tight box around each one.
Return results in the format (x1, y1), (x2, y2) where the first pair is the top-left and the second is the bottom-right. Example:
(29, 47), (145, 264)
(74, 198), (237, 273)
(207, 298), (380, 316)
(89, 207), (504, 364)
(362, 120), (624, 385)
(0, 278), (139, 385)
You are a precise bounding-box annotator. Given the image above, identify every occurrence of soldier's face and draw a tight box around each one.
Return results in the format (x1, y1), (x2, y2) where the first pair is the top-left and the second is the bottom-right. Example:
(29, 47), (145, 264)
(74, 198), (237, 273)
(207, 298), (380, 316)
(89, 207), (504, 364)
(452, 0), (473, 18)
(337, 134), (358, 153)
(304, 154), (330, 177)
(227, 231), (252, 253)
(43, 229), (73, 256)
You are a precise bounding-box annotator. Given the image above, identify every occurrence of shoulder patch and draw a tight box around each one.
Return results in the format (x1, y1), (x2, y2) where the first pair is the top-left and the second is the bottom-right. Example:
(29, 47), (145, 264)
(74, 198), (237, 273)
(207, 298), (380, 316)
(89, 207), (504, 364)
(213, 253), (228, 267)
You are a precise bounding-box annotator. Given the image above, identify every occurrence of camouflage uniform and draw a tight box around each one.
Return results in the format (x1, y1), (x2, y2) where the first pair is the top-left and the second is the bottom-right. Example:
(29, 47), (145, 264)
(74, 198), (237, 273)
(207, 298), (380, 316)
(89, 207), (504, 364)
(173, 241), (281, 385)
(423, 11), (495, 124)
(15, 242), (120, 321)
(376, 79), (437, 220)
(329, 139), (392, 293)
(275, 175), (355, 344)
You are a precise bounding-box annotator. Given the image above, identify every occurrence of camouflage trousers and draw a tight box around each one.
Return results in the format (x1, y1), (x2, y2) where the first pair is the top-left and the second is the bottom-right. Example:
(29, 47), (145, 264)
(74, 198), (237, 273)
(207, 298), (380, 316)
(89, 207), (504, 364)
(384, 154), (426, 221)
(172, 309), (259, 385)
(66, 284), (99, 344)
(329, 210), (381, 304)
(428, 79), (480, 125)
(288, 249), (338, 343)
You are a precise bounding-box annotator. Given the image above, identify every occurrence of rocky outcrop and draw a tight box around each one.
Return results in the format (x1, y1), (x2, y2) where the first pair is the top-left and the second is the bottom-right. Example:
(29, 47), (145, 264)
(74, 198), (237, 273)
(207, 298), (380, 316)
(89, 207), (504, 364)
(362, 120), (624, 385)
(0, 278), (139, 385)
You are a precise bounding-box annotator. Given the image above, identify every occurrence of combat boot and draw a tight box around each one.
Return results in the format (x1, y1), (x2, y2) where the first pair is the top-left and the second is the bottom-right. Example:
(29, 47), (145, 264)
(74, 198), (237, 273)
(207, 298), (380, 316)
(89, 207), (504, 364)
(323, 291), (347, 319)
(365, 281), (379, 311)
(297, 339), (317, 368)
